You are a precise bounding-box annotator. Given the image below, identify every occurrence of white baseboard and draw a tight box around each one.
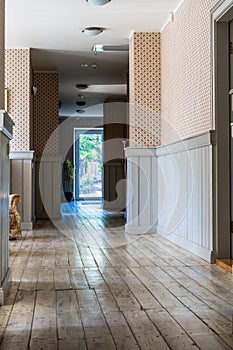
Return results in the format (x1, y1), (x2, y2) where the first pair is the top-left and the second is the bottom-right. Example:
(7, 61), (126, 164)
(0, 268), (12, 306)
(21, 222), (33, 230)
(157, 224), (216, 263)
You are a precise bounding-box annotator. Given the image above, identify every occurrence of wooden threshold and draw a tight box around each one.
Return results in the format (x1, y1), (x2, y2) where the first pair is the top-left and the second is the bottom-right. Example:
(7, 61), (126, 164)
(216, 259), (233, 273)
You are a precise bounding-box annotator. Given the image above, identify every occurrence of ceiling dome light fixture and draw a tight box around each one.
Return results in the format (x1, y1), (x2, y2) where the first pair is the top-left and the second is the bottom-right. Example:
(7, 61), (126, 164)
(82, 27), (104, 36)
(76, 101), (86, 106)
(86, 0), (111, 6)
(76, 84), (89, 89)
(76, 109), (85, 113)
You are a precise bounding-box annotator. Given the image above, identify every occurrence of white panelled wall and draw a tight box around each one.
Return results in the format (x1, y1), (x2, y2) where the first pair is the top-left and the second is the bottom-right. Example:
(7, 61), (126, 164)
(125, 148), (158, 234)
(0, 111), (14, 305)
(125, 131), (216, 263)
(10, 151), (35, 229)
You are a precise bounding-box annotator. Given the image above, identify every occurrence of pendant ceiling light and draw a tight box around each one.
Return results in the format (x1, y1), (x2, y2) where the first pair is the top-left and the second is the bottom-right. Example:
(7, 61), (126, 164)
(86, 0), (111, 5)
(82, 27), (104, 36)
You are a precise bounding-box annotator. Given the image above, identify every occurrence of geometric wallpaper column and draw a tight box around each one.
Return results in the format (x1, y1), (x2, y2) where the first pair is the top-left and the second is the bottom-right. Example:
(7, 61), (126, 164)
(5, 49), (32, 150)
(33, 72), (59, 156)
(0, 0), (4, 109)
(129, 32), (161, 147)
(161, 0), (218, 145)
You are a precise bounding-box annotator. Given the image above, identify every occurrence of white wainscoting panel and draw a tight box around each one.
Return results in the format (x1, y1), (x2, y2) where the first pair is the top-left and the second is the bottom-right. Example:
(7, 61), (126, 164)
(0, 111), (14, 305)
(10, 151), (35, 229)
(125, 148), (157, 234)
(156, 132), (216, 262)
(125, 132), (216, 262)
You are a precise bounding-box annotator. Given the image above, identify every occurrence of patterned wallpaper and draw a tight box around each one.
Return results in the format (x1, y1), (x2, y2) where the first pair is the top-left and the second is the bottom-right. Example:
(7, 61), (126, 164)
(161, 0), (218, 145)
(0, 0), (4, 110)
(5, 0), (219, 151)
(129, 32), (161, 147)
(33, 72), (59, 156)
(5, 49), (32, 150)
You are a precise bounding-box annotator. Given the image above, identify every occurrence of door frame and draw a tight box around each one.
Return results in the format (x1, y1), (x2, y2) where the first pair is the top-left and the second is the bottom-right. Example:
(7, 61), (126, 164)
(211, 0), (233, 259)
(74, 128), (103, 201)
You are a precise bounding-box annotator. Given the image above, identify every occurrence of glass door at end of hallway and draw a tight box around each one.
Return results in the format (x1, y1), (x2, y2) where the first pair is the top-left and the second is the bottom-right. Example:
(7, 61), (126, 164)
(74, 129), (103, 201)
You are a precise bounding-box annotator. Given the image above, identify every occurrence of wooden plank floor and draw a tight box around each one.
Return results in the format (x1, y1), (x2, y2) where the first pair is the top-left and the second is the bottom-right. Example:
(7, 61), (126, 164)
(1, 202), (233, 349)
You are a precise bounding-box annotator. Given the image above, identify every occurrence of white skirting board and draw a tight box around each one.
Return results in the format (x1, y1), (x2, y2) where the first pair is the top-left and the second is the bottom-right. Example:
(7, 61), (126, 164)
(125, 131), (216, 262)
(0, 268), (12, 306)
(157, 225), (216, 263)
(21, 222), (33, 230)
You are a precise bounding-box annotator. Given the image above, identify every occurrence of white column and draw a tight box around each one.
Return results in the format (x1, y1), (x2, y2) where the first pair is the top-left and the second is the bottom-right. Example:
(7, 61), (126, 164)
(125, 147), (157, 234)
(9, 151), (35, 229)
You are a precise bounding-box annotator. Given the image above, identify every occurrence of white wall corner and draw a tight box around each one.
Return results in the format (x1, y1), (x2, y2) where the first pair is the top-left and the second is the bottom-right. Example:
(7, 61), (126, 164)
(9, 150), (35, 160)
(125, 147), (158, 235)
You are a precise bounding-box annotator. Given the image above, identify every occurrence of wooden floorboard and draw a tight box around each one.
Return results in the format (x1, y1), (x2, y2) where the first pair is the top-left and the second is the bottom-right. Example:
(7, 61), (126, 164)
(1, 202), (233, 349)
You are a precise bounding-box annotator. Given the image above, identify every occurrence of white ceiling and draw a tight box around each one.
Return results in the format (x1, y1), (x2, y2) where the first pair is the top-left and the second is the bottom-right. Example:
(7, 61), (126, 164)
(6, 0), (182, 117)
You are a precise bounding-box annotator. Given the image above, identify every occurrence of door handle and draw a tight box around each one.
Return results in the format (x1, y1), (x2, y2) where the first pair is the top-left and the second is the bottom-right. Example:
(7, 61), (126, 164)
(231, 122), (233, 138)
(230, 90), (233, 112)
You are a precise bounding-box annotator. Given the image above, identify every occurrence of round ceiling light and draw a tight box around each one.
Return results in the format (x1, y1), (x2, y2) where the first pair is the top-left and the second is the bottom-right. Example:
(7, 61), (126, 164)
(82, 27), (104, 36)
(76, 84), (89, 89)
(76, 101), (86, 106)
(86, 0), (111, 6)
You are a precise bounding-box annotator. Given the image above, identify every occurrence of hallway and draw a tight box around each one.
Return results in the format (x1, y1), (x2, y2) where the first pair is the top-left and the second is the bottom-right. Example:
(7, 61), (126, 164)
(1, 204), (233, 349)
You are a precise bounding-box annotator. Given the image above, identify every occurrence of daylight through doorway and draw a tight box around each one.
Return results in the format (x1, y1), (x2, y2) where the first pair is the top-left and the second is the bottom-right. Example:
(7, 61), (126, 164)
(74, 129), (103, 200)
